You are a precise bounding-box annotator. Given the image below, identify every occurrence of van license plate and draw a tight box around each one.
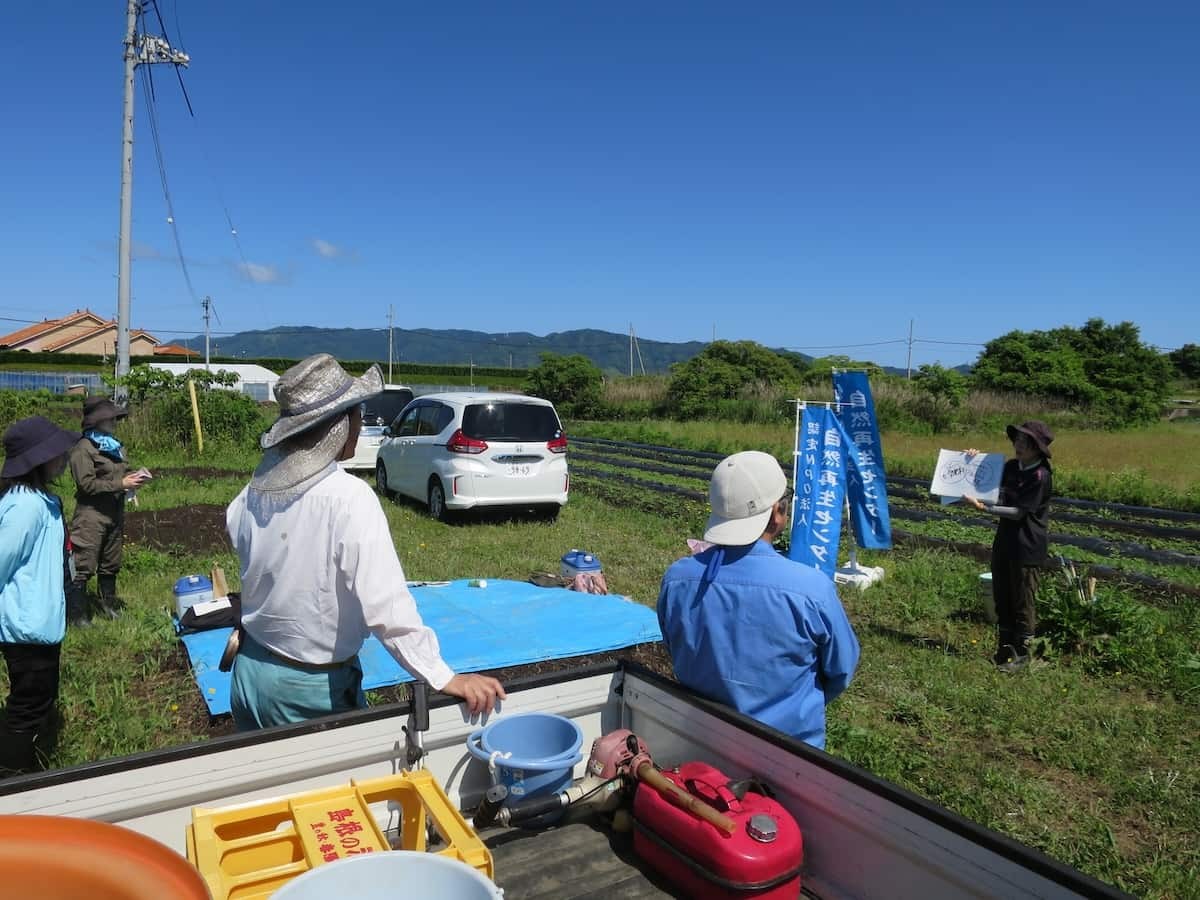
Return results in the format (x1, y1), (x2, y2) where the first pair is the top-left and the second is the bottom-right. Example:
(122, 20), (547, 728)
(507, 464), (533, 477)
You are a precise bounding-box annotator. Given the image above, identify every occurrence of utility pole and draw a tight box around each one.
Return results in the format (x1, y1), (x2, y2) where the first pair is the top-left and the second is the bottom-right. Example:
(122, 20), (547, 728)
(202, 296), (212, 371)
(905, 319), (914, 380)
(115, 2), (189, 401)
(387, 305), (394, 383)
(629, 323), (634, 377)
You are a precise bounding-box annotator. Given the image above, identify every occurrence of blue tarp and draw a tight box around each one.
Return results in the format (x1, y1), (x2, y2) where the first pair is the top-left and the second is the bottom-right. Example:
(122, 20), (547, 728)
(179, 579), (662, 716)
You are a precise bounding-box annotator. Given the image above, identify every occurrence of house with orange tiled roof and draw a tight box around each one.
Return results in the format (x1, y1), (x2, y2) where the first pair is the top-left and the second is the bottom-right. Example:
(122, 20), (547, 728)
(0, 309), (159, 356)
(153, 343), (200, 358)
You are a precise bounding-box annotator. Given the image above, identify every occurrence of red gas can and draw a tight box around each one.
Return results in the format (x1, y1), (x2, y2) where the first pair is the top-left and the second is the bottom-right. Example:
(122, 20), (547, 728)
(632, 761), (803, 899)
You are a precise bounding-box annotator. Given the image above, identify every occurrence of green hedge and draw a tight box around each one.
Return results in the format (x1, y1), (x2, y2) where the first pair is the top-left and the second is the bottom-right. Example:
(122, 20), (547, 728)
(222, 357), (529, 380)
(1, 350), (109, 369)
(0, 350), (529, 380)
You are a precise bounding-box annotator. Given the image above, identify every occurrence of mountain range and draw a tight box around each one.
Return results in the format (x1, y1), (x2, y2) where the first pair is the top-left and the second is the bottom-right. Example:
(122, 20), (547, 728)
(167, 325), (921, 377)
(167, 326), (712, 374)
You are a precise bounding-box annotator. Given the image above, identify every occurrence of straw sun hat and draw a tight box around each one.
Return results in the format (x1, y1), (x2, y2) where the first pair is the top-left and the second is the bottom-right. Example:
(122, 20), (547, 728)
(250, 354), (383, 492)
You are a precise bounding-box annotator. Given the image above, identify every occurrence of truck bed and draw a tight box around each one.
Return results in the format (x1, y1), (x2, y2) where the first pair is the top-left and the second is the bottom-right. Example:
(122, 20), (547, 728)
(0, 663), (1129, 899)
(485, 813), (670, 899)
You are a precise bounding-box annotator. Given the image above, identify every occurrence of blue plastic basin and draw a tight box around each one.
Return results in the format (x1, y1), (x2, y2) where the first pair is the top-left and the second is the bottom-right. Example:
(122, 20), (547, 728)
(466, 713), (583, 826)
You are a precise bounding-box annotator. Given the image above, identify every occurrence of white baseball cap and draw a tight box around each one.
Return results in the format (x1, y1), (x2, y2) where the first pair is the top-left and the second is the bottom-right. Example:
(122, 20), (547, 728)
(704, 450), (789, 546)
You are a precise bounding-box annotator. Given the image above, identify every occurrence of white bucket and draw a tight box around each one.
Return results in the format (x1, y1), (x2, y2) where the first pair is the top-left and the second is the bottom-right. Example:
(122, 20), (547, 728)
(978, 572), (998, 624)
(272, 852), (503, 900)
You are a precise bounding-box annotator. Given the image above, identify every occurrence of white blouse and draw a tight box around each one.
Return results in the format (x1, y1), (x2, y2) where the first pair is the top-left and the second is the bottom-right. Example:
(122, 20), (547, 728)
(226, 465), (455, 690)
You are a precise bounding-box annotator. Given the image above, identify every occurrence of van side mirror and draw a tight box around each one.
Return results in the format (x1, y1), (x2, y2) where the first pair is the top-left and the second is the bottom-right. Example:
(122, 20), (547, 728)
(382, 425), (392, 438)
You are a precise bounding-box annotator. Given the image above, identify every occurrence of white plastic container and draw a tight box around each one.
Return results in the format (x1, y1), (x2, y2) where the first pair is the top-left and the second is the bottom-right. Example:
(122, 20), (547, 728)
(272, 852), (503, 900)
(174, 575), (214, 619)
(978, 572), (998, 624)
(560, 549), (602, 579)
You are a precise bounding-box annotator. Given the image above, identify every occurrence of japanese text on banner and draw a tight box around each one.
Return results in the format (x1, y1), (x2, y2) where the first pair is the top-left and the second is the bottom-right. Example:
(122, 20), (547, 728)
(788, 406), (848, 578)
(832, 371), (893, 550)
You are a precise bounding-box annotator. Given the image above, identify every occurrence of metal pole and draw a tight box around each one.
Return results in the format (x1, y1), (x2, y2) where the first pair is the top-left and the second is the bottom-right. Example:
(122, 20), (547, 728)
(905, 318), (914, 379)
(115, 0), (138, 403)
(387, 304), (394, 383)
(203, 296), (211, 371)
(790, 401), (803, 533)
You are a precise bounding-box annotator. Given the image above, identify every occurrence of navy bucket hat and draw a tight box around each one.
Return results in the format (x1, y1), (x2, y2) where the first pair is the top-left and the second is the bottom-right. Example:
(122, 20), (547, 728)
(1006, 420), (1054, 459)
(2, 416), (81, 479)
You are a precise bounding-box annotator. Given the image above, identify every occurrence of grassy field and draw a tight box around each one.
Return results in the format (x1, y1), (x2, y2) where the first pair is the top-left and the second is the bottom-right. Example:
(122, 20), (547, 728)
(3, 436), (1199, 897)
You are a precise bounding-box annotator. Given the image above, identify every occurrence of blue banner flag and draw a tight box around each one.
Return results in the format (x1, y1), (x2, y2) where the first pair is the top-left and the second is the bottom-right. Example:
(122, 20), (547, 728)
(832, 370), (893, 550)
(788, 406), (849, 578)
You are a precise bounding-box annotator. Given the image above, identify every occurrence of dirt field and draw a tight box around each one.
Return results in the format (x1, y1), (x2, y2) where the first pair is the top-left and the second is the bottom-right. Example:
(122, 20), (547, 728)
(153, 467), (247, 480)
(125, 504), (230, 553)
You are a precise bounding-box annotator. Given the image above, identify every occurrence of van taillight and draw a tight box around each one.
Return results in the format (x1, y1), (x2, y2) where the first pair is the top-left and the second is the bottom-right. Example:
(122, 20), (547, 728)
(447, 429), (488, 454)
(547, 433), (568, 454)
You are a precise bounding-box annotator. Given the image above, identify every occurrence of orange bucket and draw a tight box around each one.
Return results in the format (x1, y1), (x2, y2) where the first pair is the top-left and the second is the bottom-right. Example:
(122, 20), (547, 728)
(0, 815), (210, 899)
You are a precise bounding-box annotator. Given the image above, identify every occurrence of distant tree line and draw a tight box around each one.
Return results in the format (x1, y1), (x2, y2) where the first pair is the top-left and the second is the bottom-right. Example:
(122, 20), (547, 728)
(526, 319), (1187, 431)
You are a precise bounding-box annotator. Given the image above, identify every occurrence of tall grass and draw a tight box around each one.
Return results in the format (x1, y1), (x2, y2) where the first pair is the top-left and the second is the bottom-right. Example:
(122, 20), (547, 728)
(602, 375), (669, 406)
(598, 376), (1100, 432)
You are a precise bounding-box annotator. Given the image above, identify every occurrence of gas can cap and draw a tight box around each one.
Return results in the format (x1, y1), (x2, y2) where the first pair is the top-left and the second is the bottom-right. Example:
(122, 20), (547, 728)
(747, 814), (778, 843)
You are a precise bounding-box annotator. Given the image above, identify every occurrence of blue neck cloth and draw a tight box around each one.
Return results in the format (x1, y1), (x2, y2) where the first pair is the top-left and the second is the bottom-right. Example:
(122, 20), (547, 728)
(85, 429), (124, 461)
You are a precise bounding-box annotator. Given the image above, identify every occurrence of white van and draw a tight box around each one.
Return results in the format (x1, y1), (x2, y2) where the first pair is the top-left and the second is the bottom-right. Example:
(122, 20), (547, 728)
(375, 392), (568, 520)
(340, 384), (415, 471)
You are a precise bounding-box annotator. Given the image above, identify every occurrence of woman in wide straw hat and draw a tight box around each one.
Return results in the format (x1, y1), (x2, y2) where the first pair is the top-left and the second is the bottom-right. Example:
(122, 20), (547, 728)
(1, 415), (80, 774)
(962, 420), (1054, 672)
(225, 353), (505, 729)
(67, 397), (149, 624)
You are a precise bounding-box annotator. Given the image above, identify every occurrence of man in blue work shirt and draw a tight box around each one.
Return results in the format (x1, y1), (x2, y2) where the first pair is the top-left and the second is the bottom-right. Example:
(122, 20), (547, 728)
(658, 450), (860, 750)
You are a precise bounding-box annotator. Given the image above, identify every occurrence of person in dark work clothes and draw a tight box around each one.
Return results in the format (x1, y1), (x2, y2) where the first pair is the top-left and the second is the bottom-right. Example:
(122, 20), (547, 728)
(962, 421), (1054, 672)
(67, 398), (149, 624)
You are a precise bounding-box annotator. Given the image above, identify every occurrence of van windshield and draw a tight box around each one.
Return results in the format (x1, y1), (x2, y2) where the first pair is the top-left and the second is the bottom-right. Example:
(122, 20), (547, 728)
(462, 402), (561, 441)
(362, 389), (413, 426)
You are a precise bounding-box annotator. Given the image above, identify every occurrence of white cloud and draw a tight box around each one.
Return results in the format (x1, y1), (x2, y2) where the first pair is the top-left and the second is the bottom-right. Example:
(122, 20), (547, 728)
(310, 238), (358, 261)
(236, 261), (285, 284)
(312, 238), (340, 258)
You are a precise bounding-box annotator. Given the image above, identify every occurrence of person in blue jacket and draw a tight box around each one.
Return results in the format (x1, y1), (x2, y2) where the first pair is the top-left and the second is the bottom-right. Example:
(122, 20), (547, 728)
(1, 416), (80, 775)
(658, 450), (860, 750)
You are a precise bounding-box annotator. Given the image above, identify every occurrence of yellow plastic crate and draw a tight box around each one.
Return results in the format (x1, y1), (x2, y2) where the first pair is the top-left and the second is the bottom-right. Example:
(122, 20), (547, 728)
(186, 770), (493, 900)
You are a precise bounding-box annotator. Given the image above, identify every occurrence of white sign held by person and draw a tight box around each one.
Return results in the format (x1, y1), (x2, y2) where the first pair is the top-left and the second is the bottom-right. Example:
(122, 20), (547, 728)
(930, 449), (1004, 504)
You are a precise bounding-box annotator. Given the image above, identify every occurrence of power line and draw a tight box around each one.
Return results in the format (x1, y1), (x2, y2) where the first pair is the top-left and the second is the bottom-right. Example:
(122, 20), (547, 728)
(784, 340), (907, 351)
(139, 63), (197, 302)
(914, 338), (988, 347)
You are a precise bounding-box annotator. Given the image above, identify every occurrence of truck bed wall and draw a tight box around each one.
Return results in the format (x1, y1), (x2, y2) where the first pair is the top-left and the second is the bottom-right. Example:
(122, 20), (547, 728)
(0, 665), (1128, 900)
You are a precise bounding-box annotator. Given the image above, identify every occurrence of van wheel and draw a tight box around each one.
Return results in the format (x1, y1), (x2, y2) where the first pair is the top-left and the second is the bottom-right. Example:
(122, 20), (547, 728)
(376, 461), (392, 499)
(538, 504), (561, 522)
(428, 479), (449, 522)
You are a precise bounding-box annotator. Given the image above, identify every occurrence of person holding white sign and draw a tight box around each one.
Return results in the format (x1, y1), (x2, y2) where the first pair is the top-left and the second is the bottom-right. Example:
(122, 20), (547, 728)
(961, 421), (1054, 672)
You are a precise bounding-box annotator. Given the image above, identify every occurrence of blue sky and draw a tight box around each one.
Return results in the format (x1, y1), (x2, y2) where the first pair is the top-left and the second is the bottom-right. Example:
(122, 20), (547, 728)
(1, 2), (1197, 369)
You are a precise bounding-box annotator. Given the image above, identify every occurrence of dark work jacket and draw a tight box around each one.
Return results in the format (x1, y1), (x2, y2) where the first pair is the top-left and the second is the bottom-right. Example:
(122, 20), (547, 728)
(69, 437), (128, 523)
(992, 458), (1053, 566)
